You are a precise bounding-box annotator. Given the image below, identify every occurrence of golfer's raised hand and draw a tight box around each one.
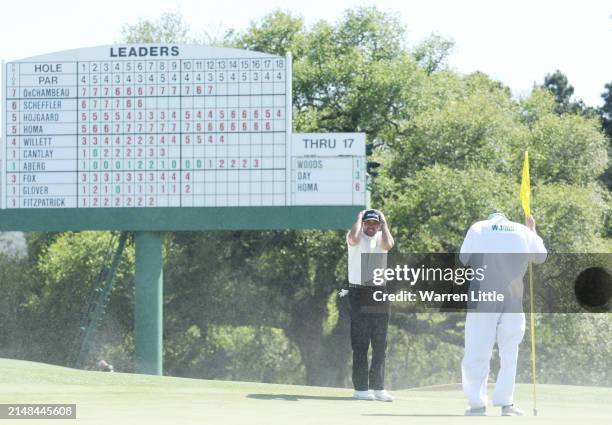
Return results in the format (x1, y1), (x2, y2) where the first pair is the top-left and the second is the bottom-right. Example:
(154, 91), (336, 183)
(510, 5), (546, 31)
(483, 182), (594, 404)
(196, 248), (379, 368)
(378, 210), (387, 226)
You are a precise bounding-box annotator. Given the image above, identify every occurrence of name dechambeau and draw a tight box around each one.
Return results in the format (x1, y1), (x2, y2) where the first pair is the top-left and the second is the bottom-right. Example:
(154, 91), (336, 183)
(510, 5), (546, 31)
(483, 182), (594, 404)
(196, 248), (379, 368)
(372, 290), (504, 303)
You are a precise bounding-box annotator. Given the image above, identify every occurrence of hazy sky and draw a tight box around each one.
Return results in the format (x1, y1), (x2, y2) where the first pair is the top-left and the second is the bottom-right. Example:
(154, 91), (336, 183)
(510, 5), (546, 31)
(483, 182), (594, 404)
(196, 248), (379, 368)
(1, 0), (610, 112)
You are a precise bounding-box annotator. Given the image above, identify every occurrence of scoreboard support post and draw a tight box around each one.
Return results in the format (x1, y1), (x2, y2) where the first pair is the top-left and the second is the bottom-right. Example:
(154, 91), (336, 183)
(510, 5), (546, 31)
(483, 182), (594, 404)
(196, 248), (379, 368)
(134, 231), (164, 375)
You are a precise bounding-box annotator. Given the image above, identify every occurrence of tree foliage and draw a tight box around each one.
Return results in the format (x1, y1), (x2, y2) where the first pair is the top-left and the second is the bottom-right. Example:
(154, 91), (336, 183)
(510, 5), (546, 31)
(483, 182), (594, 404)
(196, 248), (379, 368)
(601, 82), (612, 139)
(411, 33), (454, 75)
(121, 13), (194, 44)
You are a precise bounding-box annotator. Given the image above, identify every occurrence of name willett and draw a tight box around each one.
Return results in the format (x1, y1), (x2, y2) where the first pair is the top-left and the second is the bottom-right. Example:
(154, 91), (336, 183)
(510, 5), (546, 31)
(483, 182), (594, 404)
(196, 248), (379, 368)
(373, 290), (504, 303)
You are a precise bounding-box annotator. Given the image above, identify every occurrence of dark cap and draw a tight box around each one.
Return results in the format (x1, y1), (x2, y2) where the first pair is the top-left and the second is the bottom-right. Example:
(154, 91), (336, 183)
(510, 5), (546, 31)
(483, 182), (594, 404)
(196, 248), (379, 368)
(362, 209), (381, 222)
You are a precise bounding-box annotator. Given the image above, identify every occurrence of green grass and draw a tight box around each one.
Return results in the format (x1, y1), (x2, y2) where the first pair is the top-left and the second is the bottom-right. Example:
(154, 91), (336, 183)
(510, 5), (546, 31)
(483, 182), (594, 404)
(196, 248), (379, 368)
(0, 358), (611, 424)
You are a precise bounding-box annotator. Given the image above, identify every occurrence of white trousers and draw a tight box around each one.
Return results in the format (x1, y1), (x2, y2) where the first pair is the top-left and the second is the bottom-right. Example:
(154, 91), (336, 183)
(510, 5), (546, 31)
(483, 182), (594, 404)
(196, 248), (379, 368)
(462, 312), (525, 408)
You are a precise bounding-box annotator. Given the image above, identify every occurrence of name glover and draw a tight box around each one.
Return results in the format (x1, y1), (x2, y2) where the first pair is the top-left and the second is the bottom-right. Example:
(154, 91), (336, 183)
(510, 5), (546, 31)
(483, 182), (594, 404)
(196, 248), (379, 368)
(110, 46), (180, 58)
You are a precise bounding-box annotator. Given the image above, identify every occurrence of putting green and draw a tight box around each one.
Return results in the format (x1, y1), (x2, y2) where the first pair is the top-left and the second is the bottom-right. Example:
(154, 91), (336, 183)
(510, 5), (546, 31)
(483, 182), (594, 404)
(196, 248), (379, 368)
(0, 358), (610, 424)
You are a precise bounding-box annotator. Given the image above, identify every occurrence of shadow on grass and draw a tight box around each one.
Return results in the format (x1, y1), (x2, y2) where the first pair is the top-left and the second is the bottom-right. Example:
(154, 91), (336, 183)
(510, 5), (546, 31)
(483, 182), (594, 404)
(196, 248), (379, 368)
(363, 414), (466, 417)
(247, 394), (355, 401)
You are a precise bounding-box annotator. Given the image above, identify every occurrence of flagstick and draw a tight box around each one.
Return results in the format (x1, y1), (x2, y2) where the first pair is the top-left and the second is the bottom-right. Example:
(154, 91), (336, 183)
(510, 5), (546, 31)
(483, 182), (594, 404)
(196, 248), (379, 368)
(521, 150), (538, 416)
(528, 260), (538, 416)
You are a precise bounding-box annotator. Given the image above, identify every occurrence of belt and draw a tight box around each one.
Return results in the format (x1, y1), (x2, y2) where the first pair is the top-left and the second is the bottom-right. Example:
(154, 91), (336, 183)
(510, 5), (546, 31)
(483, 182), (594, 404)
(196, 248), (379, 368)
(349, 284), (386, 289)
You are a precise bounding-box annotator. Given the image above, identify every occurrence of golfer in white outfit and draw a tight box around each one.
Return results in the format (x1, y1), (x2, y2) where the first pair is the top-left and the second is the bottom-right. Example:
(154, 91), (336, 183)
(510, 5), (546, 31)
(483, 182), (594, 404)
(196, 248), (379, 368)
(459, 212), (547, 416)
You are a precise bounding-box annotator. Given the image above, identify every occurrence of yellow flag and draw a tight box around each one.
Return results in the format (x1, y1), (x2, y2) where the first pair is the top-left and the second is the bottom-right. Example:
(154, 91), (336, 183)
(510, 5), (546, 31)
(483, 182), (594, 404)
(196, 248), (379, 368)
(520, 151), (531, 216)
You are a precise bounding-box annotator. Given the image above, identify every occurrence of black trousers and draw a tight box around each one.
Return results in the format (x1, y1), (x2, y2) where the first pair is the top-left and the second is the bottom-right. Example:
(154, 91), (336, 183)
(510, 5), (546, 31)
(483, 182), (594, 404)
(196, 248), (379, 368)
(349, 286), (390, 391)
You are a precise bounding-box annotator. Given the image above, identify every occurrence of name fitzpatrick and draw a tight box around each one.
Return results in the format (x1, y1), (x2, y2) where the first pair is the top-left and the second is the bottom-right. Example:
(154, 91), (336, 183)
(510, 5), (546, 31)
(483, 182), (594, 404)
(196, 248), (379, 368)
(373, 290), (504, 302)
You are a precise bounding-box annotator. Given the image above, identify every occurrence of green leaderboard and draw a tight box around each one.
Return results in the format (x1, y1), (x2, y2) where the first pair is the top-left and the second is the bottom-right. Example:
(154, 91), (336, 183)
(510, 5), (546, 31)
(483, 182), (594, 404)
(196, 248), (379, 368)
(2, 45), (366, 231)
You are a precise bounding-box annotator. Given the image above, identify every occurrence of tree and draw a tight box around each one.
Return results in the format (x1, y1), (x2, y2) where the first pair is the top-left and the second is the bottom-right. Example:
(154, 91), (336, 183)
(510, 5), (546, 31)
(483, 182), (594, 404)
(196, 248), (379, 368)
(381, 165), (521, 253)
(541, 70), (597, 116)
(601, 82), (612, 139)
(161, 232), (305, 382)
(0, 253), (31, 360)
(121, 13), (195, 44)
(11, 232), (135, 367)
(231, 230), (353, 386)
(383, 71), (525, 181)
(411, 33), (454, 75)
(599, 83), (612, 191)
(526, 111), (608, 186)
(542, 70), (576, 114)
(226, 11), (305, 55)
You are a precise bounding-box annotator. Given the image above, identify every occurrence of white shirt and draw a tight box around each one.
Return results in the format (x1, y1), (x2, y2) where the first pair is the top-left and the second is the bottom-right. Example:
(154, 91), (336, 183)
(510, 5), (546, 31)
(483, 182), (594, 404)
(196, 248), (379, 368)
(459, 214), (547, 298)
(347, 231), (388, 285)
(460, 214), (547, 259)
